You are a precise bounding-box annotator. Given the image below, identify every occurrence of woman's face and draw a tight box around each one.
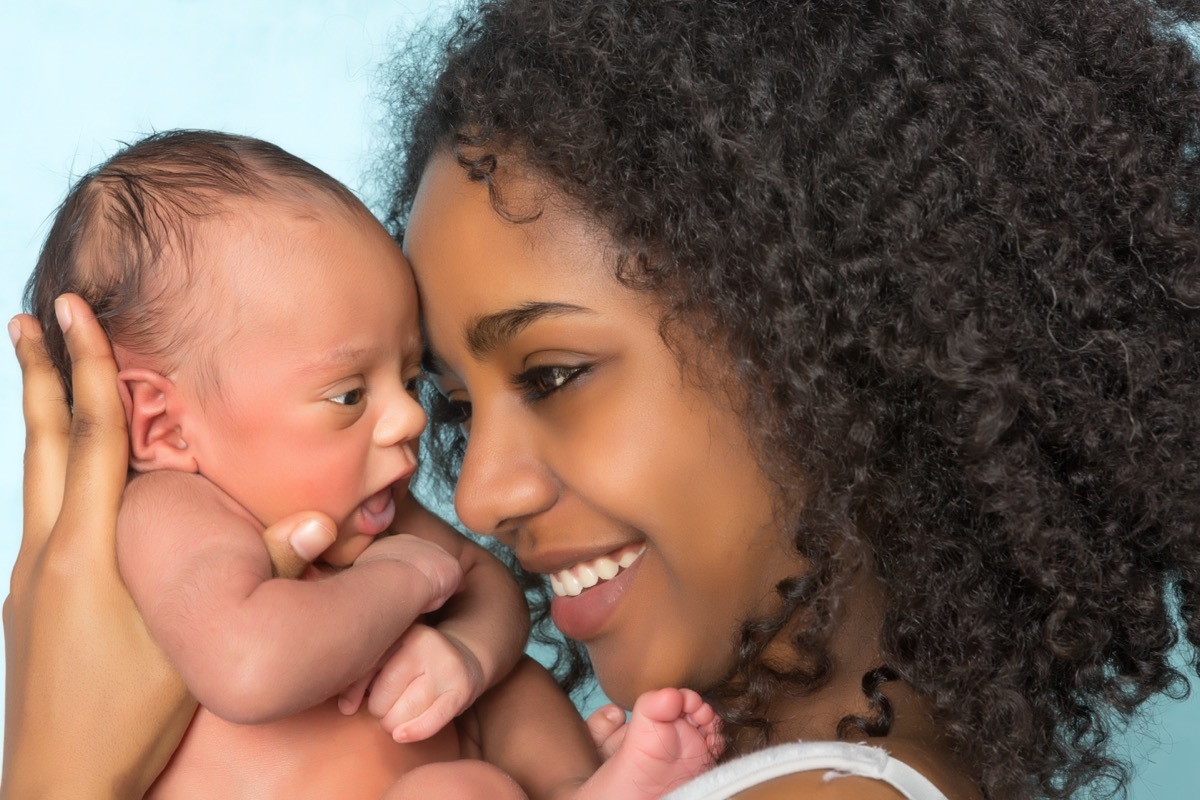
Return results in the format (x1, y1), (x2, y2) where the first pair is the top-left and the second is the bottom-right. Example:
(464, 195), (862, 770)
(404, 151), (805, 707)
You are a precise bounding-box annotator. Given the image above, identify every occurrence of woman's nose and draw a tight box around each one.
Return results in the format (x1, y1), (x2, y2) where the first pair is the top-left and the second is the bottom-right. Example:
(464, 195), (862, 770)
(372, 389), (427, 448)
(453, 407), (556, 540)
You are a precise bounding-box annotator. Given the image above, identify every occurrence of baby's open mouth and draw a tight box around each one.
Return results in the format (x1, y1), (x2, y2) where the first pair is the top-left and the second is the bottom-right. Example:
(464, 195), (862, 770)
(357, 485), (397, 536)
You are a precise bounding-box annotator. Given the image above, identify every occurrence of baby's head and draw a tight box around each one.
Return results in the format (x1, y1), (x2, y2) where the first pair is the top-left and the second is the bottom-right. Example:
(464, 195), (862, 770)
(28, 130), (426, 564)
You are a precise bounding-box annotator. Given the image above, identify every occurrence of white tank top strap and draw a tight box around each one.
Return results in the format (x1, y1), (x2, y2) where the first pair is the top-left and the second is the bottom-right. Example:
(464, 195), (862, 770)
(662, 741), (950, 800)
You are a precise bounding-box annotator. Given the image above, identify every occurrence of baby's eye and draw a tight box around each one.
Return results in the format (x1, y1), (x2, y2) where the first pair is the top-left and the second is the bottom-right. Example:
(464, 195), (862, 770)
(331, 388), (365, 406)
(403, 375), (423, 400)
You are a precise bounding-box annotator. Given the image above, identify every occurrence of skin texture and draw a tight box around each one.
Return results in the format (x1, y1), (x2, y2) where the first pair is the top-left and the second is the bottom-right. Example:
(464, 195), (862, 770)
(114, 182), (723, 799)
(406, 152), (804, 709)
(383, 3), (1200, 796)
(3, 297), (329, 798)
(3, 205), (723, 800)
(105, 190), (533, 798)
(14, 1), (1200, 796)
(578, 688), (720, 799)
(115, 198), (473, 728)
(122, 201), (429, 563)
(5, 173), (955, 797)
(404, 151), (977, 798)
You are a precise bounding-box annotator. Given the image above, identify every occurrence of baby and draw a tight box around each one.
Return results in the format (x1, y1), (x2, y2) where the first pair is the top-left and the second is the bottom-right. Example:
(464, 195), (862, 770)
(26, 130), (720, 800)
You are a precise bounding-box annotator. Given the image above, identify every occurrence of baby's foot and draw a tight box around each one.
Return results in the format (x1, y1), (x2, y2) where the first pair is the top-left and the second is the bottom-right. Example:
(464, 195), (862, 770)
(579, 688), (722, 800)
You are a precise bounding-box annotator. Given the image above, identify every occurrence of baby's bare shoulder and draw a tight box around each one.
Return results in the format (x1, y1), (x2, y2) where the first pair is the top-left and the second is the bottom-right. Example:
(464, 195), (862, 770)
(123, 470), (258, 530)
(126, 468), (214, 498)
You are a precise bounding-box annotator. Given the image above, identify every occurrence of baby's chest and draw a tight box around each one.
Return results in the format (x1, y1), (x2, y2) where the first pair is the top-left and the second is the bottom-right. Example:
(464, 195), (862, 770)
(144, 698), (463, 800)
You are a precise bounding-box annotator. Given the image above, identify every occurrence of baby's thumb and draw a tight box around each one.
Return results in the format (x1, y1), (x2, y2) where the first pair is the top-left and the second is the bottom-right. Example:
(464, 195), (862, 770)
(263, 512), (337, 579)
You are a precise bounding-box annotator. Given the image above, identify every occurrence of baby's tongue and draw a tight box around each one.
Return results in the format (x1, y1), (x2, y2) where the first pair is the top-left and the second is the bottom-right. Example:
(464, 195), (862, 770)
(364, 486), (392, 513)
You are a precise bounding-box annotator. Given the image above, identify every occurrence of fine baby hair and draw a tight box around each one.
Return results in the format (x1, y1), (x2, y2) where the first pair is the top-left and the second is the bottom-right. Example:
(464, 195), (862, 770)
(383, 1), (1200, 797)
(25, 129), (364, 402)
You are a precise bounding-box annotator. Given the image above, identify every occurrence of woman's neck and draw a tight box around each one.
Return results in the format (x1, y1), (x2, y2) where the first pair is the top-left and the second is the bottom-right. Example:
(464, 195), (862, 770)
(750, 561), (890, 744)
(734, 563), (982, 798)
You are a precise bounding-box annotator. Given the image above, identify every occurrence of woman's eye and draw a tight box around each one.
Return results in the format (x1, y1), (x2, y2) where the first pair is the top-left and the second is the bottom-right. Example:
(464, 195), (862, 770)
(516, 365), (589, 400)
(330, 388), (365, 406)
(448, 400), (473, 433)
(431, 395), (473, 435)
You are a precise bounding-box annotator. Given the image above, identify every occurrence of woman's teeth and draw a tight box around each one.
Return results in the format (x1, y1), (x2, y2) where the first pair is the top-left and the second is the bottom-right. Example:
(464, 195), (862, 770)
(549, 546), (645, 597)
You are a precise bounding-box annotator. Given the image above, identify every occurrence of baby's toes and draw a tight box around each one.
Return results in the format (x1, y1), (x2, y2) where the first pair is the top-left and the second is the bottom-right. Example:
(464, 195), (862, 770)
(631, 687), (687, 724)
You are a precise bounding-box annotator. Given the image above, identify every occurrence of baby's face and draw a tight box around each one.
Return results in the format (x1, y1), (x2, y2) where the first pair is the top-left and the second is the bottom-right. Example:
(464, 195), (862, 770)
(177, 198), (425, 567)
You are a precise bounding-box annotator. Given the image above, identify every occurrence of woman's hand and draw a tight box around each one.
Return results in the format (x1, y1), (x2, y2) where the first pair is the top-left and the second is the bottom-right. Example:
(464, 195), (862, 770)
(3, 295), (335, 799)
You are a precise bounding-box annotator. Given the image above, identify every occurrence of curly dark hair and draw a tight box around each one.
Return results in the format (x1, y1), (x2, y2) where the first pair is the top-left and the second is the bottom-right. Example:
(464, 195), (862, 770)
(380, 1), (1200, 797)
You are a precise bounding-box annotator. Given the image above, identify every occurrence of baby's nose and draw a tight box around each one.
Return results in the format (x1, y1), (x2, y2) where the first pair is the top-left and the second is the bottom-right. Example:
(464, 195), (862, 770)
(373, 393), (427, 447)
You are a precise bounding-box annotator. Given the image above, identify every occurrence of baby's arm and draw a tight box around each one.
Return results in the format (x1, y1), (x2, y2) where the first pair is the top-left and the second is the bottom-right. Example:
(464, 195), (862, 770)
(468, 656), (601, 800)
(117, 471), (462, 724)
(398, 493), (530, 689)
(342, 493), (531, 741)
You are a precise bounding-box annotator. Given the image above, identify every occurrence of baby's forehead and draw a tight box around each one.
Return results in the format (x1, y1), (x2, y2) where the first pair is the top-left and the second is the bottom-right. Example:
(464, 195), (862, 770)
(185, 190), (415, 333)
(186, 189), (372, 273)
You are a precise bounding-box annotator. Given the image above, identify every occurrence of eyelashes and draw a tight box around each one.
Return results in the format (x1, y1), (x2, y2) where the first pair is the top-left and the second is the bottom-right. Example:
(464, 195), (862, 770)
(328, 371), (423, 409)
(330, 387), (365, 406)
(432, 396), (473, 428)
(428, 363), (593, 431)
(512, 364), (590, 401)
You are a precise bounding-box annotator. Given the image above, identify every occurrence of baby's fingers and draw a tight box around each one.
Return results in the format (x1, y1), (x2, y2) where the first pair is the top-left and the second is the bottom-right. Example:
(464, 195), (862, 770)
(52, 295), (128, 555)
(366, 625), (473, 741)
(338, 671), (375, 716)
(11, 314), (69, 559)
(381, 677), (464, 743)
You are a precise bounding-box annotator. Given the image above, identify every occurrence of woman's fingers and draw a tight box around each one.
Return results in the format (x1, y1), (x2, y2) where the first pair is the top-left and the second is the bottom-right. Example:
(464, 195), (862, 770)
(11, 314), (69, 561)
(261, 512), (337, 580)
(5, 295), (195, 797)
(51, 294), (129, 555)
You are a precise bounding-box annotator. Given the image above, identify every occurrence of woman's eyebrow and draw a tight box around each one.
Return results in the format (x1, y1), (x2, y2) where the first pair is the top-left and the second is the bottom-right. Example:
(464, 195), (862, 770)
(465, 301), (590, 358)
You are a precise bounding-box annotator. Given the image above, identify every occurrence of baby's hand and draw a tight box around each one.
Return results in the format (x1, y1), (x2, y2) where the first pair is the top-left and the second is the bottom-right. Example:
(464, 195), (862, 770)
(355, 533), (463, 613)
(342, 623), (484, 743)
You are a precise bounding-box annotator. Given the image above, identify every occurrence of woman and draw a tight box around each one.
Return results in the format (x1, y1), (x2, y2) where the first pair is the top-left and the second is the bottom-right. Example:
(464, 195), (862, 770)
(7, 0), (1200, 797)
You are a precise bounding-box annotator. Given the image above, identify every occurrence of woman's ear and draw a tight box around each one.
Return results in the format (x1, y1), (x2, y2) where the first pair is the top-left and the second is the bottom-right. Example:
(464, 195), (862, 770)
(117, 367), (198, 473)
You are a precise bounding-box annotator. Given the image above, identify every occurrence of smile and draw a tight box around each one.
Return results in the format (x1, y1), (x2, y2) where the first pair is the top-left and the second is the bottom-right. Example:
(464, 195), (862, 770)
(549, 544), (646, 597)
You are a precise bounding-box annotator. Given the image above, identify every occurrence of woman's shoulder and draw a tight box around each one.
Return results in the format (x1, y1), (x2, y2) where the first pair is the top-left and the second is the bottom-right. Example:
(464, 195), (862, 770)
(666, 739), (977, 800)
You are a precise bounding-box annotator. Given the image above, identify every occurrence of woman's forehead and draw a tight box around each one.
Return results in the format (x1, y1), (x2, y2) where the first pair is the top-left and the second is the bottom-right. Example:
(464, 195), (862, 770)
(404, 151), (632, 316)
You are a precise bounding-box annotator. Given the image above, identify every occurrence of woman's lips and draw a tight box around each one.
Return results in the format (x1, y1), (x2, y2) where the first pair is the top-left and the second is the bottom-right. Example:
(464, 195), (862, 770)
(548, 544), (645, 641)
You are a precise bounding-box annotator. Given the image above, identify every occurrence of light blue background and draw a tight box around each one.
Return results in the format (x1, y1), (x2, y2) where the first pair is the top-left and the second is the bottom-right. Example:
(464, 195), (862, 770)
(0, 2), (1195, 795)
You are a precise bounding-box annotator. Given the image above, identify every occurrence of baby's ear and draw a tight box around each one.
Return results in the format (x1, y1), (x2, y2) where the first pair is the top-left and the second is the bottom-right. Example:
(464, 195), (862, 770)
(118, 367), (198, 473)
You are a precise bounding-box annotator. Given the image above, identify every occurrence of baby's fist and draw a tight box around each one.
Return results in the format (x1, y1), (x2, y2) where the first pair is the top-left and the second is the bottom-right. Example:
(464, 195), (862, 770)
(356, 534), (462, 612)
(367, 624), (483, 742)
